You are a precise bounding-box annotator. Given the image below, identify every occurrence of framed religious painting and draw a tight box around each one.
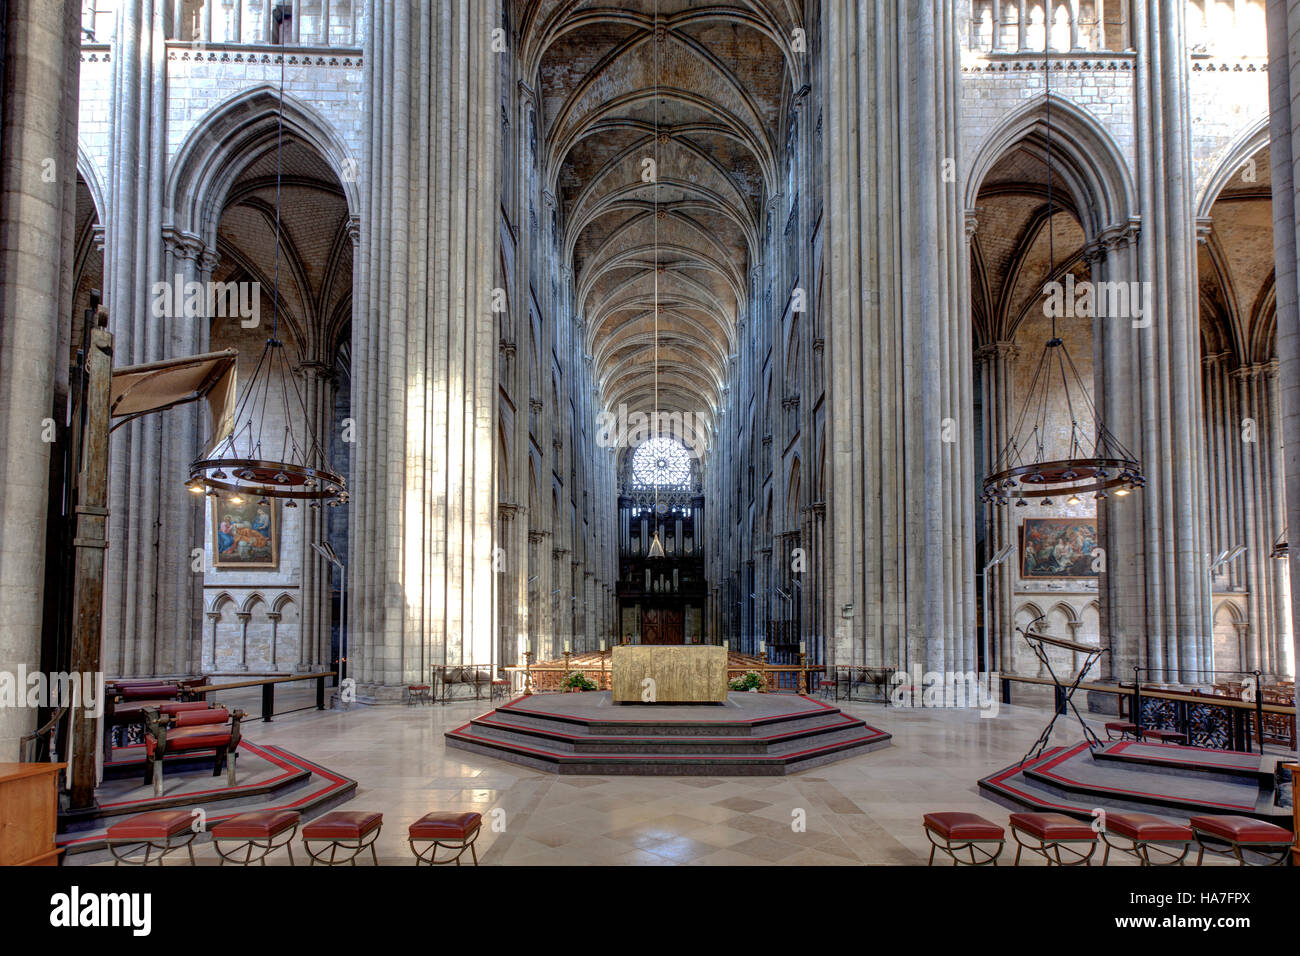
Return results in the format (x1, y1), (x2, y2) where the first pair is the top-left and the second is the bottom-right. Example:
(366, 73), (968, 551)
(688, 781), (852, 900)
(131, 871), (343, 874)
(1019, 517), (1098, 580)
(212, 497), (279, 569)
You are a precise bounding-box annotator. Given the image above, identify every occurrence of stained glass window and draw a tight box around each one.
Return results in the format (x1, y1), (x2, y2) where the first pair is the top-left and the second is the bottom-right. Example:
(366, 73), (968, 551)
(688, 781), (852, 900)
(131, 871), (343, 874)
(631, 437), (693, 491)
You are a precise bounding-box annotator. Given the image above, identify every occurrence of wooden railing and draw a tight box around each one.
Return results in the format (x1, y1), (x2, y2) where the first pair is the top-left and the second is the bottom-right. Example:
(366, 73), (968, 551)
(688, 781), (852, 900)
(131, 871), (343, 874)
(190, 670), (337, 721)
(1000, 673), (1296, 753)
(502, 661), (826, 696)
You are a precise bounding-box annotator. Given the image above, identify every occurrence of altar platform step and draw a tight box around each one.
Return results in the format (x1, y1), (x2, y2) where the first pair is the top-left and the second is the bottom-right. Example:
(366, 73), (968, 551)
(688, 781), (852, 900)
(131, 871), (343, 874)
(979, 741), (1294, 828)
(445, 692), (891, 775)
(56, 742), (357, 863)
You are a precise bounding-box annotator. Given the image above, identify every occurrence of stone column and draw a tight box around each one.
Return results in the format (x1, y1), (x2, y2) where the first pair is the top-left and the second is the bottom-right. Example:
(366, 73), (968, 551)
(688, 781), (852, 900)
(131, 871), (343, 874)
(235, 610), (250, 670)
(823, 1), (973, 679)
(205, 610), (220, 669)
(1264, 362), (1293, 677)
(161, 227), (207, 675)
(296, 359), (335, 671)
(1096, 0), (1207, 682)
(104, 0), (181, 677)
(1232, 364), (1265, 673)
(267, 610), (281, 667)
(0, 0), (81, 755)
(976, 339), (1018, 674)
(353, 1), (498, 696)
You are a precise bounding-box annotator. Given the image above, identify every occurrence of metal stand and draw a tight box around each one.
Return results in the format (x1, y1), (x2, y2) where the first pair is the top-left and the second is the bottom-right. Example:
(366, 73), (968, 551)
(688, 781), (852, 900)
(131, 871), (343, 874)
(1017, 619), (1106, 762)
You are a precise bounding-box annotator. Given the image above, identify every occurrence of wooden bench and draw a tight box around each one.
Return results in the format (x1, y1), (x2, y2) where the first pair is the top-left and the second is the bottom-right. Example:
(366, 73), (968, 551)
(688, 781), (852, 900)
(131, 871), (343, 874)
(438, 667), (493, 702)
(104, 677), (210, 748)
(142, 702), (245, 798)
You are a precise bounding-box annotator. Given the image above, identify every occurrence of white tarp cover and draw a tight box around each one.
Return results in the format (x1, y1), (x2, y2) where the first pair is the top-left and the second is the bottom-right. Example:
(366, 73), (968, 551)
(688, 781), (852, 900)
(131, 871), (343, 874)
(109, 349), (237, 453)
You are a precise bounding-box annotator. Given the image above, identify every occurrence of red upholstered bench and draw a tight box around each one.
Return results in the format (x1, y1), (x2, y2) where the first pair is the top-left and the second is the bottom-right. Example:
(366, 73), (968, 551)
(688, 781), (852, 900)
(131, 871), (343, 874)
(105, 810), (198, 866)
(1098, 812), (1194, 866)
(491, 678), (511, 701)
(1141, 728), (1188, 745)
(302, 811), (384, 866)
(409, 811), (483, 865)
(922, 812), (1005, 866)
(1009, 812), (1099, 866)
(1104, 721), (1138, 741)
(212, 809), (301, 866)
(142, 703), (245, 798)
(407, 685), (432, 706)
(1189, 814), (1293, 866)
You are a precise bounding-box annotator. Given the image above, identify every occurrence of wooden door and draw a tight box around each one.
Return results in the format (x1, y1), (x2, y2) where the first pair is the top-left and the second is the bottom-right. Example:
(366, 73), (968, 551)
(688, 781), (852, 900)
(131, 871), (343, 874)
(641, 606), (685, 644)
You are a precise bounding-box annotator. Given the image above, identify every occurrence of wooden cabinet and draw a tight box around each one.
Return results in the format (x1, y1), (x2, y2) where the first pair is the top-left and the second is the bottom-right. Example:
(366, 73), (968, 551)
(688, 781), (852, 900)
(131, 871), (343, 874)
(0, 763), (64, 866)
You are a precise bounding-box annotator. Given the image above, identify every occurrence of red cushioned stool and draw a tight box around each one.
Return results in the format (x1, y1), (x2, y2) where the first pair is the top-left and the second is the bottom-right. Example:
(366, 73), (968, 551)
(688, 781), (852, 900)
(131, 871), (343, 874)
(408, 811), (483, 865)
(922, 812), (1005, 865)
(1009, 812), (1099, 866)
(301, 810), (383, 866)
(211, 809), (301, 866)
(1141, 727), (1188, 745)
(105, 810), (198, 866)
(1104, 721), (1137, 741)
(1098, 812), (1194, 866)
(1189, 814), (1293, 866)
(490, 678), (511, 701)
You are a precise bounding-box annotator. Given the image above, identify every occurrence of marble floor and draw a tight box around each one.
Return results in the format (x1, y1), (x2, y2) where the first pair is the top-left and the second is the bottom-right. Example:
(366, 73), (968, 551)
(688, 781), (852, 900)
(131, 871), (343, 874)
(110, 690), (1250, 866)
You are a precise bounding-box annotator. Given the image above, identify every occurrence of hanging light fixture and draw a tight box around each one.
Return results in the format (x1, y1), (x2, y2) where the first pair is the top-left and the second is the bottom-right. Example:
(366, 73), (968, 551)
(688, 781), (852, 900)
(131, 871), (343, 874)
(188, 15), (347, 508)
(645, 3), (666, 563)
(981, 32), (1143, 508)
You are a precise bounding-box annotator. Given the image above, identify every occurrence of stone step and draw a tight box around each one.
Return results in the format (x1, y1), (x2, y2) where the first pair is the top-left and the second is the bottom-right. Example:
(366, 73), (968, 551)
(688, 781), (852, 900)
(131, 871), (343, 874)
(445, 724), (891, 776)
(466, 711), (869, 755)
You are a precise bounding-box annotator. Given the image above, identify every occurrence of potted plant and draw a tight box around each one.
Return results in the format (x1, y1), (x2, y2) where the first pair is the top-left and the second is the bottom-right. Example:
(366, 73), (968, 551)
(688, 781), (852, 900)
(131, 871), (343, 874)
(562, 671), (598, 692)
(728, 671), (764, 693)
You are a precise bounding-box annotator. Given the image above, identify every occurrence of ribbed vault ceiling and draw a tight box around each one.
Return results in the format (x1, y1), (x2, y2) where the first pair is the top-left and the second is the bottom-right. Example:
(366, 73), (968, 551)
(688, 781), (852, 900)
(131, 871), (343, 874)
(522, 1), (800, 448)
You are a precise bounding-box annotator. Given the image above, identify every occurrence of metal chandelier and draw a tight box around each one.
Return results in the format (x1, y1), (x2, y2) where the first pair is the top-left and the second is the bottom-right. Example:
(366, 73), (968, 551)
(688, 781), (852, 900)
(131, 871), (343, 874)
(981, 29), (1143, 508)
(187, 9), (346, 510)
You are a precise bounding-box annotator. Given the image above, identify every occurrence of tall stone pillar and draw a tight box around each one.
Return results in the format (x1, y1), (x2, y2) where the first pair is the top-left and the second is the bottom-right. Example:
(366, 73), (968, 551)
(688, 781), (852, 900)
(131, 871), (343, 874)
(1097, 0), (1208, 683)
(1264, 363), (1293, 677)
(103, 0), (194, 677)
(0, 0), (81, 756)
(297, 359), (336, 671)
(352, 1), (498, 696)
(1268, 0), (1300, 681)
(823, 1), (973, 678)
(976, 340), (1018, 674)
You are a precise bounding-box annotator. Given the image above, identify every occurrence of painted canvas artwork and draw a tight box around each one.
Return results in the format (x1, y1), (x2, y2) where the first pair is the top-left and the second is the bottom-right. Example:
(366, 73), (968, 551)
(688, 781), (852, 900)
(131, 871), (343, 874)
(212, 497), (278, 569)
(1019, 518), (1098, 579)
